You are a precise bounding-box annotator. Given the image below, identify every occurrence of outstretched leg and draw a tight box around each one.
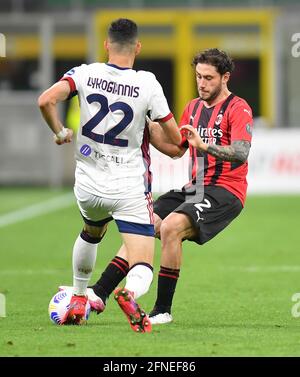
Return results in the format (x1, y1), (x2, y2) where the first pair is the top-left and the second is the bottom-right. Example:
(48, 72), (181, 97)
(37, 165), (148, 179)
(114, 232), (154, 333)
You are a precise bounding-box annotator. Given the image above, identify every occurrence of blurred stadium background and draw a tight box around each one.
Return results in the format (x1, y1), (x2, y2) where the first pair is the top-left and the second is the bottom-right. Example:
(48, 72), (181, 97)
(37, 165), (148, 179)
(0, 0), (300, 192)
(1, 0), (300, 357)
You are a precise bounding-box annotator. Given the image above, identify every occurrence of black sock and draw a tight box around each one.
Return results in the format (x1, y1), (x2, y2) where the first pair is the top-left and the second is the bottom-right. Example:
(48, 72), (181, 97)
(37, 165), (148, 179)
(150, 266), (180, 315)
(91, 256), (129, 304)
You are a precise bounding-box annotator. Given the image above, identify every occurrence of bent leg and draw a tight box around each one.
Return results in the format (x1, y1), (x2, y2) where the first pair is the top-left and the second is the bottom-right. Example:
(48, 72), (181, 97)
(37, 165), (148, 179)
(121, 233), (155, 300)
(160, 212), (196, 269)
(150, 212), (197, 322)
(90, 212), (161, 303)
(112, 232), (154, 333)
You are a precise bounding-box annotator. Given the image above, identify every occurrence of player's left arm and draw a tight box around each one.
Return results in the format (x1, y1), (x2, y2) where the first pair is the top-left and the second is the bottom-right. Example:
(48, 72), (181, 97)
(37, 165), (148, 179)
(206, 140), (250, 163)
(38, 80), (73, 145)
(180, 126), (250, 162)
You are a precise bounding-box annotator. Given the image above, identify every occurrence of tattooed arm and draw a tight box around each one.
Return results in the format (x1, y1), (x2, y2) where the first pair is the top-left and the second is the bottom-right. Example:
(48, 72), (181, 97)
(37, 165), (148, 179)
(180, 124), (250, 163)
(207, 141), (250, 163)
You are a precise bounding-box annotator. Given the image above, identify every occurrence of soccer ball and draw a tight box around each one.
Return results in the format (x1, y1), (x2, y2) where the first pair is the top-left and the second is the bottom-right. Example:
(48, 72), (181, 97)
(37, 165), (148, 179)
(48, 289), (91, 325)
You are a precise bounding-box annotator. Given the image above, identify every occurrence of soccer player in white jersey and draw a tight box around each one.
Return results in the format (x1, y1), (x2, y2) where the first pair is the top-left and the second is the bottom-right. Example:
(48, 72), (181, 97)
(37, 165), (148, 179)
(38, 18), (181, 332)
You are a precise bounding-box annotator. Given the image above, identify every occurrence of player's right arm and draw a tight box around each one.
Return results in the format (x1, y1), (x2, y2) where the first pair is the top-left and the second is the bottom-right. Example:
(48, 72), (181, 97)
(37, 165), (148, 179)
(38, 80), (73, 145)
(147, 73), (182, 147)
(148, 98), (194, 158)
(148, 119), (186, 158)
(157, 116), (182, 146)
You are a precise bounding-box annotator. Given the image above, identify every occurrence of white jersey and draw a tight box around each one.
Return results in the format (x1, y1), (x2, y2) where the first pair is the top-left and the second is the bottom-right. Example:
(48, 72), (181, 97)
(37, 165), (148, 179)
(62, 63), (172, 199)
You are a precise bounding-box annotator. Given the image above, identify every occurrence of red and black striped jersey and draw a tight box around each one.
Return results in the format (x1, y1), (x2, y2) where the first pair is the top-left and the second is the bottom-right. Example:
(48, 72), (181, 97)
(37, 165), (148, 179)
(180, 94), (253, 206)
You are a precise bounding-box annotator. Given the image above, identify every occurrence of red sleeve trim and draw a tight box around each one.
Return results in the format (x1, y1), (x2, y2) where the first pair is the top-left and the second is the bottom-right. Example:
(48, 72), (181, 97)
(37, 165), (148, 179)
(60, 76), (76, 92)
(180, 130), (188, 148)
(154, 112), (173, 123)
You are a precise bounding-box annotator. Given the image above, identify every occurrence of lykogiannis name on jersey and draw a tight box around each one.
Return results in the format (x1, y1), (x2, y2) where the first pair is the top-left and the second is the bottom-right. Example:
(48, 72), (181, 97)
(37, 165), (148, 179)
(87, 77), (140, 98)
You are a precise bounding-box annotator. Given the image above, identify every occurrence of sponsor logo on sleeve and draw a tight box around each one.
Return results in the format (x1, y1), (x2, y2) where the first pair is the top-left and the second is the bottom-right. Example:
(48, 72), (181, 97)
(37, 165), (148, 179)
(246, 123), (252, 135)
(66, 68), (75, 76)
(244, 108), (251, 117)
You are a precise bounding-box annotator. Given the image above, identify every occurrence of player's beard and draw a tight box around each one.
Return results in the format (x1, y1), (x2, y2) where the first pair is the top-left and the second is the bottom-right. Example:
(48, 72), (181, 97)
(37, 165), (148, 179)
(199, 82), (222, 104)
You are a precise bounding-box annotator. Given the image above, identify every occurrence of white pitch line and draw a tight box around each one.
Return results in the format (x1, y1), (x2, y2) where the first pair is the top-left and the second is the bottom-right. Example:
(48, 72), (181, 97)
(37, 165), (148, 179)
(0, 192), (75, 229)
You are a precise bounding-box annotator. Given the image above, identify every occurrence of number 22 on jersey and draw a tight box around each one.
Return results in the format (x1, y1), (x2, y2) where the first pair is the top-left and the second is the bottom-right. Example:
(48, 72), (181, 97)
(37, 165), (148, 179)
(82, 93), (133, 147)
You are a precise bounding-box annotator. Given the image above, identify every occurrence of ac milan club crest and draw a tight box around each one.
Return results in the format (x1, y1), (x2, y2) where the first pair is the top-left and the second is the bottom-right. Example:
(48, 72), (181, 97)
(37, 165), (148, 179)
(215, 113), (223, 125)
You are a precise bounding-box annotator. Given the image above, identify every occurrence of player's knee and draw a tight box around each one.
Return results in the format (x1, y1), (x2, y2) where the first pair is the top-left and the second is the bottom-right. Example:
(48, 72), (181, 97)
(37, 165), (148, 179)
(83, 224), (107, 240)
(160, 218), (181, 241)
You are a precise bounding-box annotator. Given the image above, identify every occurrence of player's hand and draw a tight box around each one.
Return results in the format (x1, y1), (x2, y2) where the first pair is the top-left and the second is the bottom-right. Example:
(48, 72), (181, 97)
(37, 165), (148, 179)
(146, 116), (162, 140)
(180, 125), (207, 151)
(146, 115), (159, 129)
(53, 128), (73, 145)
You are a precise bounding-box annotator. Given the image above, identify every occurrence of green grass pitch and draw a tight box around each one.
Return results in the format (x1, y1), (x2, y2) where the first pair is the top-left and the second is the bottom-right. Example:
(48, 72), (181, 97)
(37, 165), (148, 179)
(0, 187), (299, 356)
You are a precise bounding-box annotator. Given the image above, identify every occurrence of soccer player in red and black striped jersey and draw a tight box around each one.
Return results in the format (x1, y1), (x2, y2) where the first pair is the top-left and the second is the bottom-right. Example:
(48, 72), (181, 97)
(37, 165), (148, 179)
(75, 48), (253, 325)
(147, 48), (253, 324)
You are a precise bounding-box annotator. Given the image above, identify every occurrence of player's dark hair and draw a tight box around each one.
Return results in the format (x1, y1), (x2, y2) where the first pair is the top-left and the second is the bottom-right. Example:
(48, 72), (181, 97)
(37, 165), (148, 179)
(108, 18), (138, 45)
(192, 48), (234, 75)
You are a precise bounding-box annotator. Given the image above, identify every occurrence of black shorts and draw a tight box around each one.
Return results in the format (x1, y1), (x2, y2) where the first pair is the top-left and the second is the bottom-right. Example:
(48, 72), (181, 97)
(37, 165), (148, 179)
(154, 185), (243, 245)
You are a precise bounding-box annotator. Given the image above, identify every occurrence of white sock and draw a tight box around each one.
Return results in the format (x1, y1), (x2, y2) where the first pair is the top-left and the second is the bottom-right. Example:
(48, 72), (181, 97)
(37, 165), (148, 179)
(125, 264), (153, 300)
(72, 234), (98, 296)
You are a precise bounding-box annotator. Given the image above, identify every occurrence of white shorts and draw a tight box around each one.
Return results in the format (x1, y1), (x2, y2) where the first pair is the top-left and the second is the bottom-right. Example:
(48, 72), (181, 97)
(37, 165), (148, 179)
(74, 186), (154, 236)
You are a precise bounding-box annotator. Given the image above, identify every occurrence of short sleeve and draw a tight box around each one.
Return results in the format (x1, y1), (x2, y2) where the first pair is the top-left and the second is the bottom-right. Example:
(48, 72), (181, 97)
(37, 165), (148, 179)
(148, 75), (173, 122)
(229, 101), (253, 143)
(179, 102), (193, 148)
(60, 64), (86, 97)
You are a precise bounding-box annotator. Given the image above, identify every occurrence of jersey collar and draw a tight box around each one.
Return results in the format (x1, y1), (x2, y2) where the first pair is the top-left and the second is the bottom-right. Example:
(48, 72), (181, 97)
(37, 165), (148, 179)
(106, 63), (131, 70)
